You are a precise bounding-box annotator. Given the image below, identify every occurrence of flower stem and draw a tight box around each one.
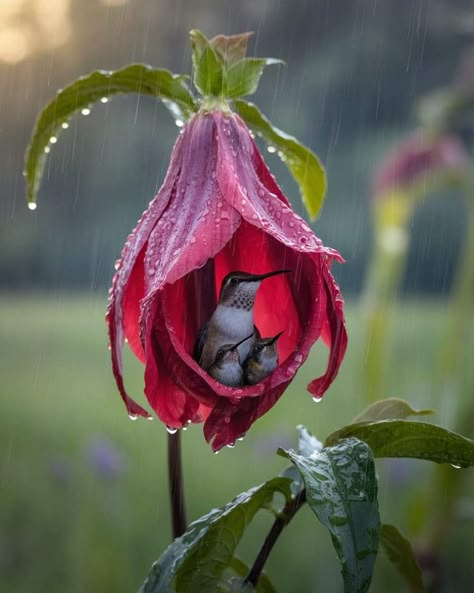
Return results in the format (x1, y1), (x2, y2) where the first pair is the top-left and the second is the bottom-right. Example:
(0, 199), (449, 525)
(167, 430), (187, 539)
(244, 489), (306, 588)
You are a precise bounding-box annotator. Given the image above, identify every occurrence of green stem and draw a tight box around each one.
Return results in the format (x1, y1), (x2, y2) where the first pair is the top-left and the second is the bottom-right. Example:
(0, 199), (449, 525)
(244, 489), (306, 588)
(167, 431), (187, 539)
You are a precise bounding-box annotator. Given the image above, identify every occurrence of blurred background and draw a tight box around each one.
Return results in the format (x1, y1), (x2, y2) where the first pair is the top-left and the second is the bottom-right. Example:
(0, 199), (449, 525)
(0, 1), (473, 592)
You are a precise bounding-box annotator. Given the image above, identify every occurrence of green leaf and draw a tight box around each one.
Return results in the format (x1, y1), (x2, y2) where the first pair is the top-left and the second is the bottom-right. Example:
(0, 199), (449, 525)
(234, 99), (326, 219)
(380, 524), (424, 593)
(190, 29), (224, 96)
(225, 58), (283, 99)
(139, 477), (291, 593)
(352, 398), (433, 424)
(25, 65), (196, 207)
(225, 557), (277, 593)
(325, 420), (474, 467)
(280, 438), (380, 593)
(297, 424), (323, 457)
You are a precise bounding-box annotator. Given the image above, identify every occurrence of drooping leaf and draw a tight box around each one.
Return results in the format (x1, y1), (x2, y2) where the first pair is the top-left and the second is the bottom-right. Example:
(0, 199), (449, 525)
(25, 65), (196, 207)
(234, 99), (326, 219)
(380, 524), (424, 593)
(325, 420), (474, 467)
(352, 398), (433, 424)
(297, 424), (323, 457)
(139, 477), (291, 593)
(280, 438), (380, 593)
(225, 58), (284, 99)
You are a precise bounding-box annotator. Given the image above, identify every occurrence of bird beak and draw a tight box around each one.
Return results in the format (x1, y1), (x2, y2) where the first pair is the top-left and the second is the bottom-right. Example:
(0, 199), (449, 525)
(231, 333), (255, 351)
(268, 330), (284, 345)
(246, 270), (290, 282)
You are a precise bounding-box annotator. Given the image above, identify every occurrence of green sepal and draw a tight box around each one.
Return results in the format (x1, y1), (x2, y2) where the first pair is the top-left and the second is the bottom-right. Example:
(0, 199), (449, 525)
(234, 99), (326, 219)
(190, 30), (282, 100)
(380, 524), (424, 593)
(24, 65), (196, 207)
(279, 437), (380, 593)
(325, 420), (474, 467)
(352, 398), (433, 424)
(139, 477), (291, 593)
(225, 58), (284, 99)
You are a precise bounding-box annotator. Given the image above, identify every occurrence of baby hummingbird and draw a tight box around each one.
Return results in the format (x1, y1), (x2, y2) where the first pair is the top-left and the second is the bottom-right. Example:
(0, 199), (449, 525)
(194, 270), (289, 371)
(243, 331), (284, 385)
(208, 334), (254, 387)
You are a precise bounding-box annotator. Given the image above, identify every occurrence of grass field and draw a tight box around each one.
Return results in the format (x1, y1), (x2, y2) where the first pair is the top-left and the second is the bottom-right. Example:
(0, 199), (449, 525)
(0, 294), (473, 592)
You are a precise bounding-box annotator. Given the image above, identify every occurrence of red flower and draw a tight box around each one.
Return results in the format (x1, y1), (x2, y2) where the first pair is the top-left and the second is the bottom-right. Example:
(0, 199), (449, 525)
(107, 110), (347, 451)
(372, 131), (467, 199)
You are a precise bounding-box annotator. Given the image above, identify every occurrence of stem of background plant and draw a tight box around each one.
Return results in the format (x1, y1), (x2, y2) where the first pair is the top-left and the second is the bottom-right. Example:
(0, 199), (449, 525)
(244, 489), (306, 588)
(362, 219), (410, 403)
(421, 200), (474, 560)
(167, 431), (187, 539)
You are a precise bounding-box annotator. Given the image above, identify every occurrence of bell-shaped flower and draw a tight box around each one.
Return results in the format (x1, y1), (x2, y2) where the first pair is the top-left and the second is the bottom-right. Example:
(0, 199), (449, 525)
(107, 109), (347, 450)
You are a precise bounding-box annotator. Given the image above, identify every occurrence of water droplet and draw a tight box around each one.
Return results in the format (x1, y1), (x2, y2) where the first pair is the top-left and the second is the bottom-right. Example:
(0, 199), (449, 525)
(288, 221), (295, 228)
(44, 146), (50, 154)
(61, 122), (69, 129)
(148, 268), (155, 276)
(267, 145), (277, 153)
(451, 463), (462, 469)
(312, 395), (323, 403)
(114, 260), (121, 271)
(258, 189), (265, 197)
(214, 450), (220, 455)
(224, 416), (231, 424)
(81, 107), (91, 116)
(100, 96), (109, 103)
(128, 413), (138, 421)
(226, 442), (235, 449)
(252, 214), (258, 220)
(146, 416), (154, 421)
(166, 426), (178, 434)
(28, 202), (37, 211)
(49, 136), (58, 144)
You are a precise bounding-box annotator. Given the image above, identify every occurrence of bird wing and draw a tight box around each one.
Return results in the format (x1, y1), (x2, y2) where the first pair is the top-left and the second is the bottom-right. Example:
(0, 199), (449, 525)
(193, 321), (208, 364)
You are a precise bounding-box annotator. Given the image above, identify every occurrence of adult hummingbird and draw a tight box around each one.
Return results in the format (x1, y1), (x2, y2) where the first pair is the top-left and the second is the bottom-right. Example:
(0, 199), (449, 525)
(194, 270), (289, 371)
(207, 334), (254, 387)
(243, 331), (284, 385)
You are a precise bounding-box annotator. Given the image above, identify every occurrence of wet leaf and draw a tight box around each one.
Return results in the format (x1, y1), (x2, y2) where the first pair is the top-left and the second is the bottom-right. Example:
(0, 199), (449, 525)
(25, 65), (196, 207)
(225, 557), (277, 593)
(380, 524), (424, 593)
(280, 438), (380, 593)
(297, 424), (323, 457)
(325, 420), (474, 467)
(225, 58), (283, 99)
(139, 477), (291, 593)
(352, 398), (433, 424)
(234, 99), (326, 219)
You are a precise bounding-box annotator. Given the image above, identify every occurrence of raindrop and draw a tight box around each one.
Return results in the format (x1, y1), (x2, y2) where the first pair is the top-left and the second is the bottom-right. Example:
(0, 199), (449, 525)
(49, 136), (58, 144)
(44, 146), (50, 154)
(226, 442), (235, 449)
(61, 122), (69, 129)
(28, 202), (37, 211)
(100, 97), (109, 103)
(267, 146), (277, 153)
(175, 118), (184, 127)
(148, 268), (155, 276)
(312, 395), (323, 403)
(146, 416), (154, 421)
(224, 416), (231, 424)
(81, 107), (91, 116)
(114, 260), (121, 271)
(128, 413), (138, 421)
(166, 426), (178, 434)
(451, 463), (462, 469)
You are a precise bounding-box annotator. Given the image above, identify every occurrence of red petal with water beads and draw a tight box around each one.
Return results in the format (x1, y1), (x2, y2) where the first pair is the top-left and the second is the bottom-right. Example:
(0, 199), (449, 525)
(107, 110), (347, 449)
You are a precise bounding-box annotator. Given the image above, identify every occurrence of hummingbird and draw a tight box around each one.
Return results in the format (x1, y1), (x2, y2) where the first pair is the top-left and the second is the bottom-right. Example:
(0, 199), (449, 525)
(207, 334), (254, 386)
(243, 331), (284, 385)
(193, 270), (289, 372)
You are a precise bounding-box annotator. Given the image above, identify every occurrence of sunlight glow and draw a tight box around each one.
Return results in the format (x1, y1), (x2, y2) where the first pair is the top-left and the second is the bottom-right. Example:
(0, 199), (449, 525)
(0, 0), (72, 64)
